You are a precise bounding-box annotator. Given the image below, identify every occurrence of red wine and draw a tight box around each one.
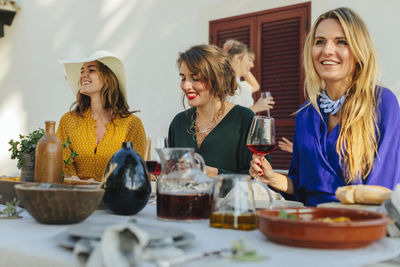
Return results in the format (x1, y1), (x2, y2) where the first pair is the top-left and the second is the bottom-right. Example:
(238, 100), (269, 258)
(146, 160), (161, 175)
(247, 144), (275, 155)
(157, 192), (212, 220)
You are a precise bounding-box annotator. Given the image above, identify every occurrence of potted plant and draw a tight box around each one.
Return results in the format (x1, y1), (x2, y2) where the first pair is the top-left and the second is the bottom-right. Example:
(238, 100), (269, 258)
(8, 128), (45, 182)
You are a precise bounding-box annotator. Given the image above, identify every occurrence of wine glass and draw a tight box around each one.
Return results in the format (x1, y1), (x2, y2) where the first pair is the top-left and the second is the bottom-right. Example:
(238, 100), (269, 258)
(145, 137), (167, 178)
(246, 115), (276, 207)
(260, 91), (272, 117)
(246, 115), (275, 156)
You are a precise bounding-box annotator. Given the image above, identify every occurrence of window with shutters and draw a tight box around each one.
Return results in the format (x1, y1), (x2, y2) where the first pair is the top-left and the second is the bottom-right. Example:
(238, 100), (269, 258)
(209, 2), (310, 170)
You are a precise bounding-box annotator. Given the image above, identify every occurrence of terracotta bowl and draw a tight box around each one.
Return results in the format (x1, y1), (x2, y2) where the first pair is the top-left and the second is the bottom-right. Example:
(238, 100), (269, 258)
(257, 207), (391, 249)
(15, 183), (104, 224)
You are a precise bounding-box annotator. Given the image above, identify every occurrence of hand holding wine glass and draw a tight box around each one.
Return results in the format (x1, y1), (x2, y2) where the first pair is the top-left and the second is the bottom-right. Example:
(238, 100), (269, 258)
(247, 115), (276, 207)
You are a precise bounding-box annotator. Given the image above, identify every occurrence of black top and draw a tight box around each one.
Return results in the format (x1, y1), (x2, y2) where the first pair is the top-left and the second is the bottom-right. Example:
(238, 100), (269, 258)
(168, 105), (255, 174)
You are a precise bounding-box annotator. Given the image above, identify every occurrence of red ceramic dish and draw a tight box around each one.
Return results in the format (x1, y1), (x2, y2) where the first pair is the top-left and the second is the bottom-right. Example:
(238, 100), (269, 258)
(257, 207), (391, 249)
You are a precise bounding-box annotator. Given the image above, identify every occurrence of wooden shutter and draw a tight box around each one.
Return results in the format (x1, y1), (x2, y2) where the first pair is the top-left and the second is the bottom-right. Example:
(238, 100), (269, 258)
(257, 6), (309, 169)
(210, 17), (255, 52)
(210, 2), (310, 170)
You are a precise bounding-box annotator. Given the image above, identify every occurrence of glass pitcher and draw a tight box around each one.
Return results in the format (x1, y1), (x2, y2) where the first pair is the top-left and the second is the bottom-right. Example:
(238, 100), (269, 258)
(156, 148), (213, 221)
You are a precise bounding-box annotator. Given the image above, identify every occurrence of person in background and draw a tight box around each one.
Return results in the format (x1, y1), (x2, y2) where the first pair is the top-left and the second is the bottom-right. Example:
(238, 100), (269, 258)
(57, 51), (147, 181)
(250, 7), (400, 206)
(278, 137), (293, 154)
(223, 40), (275, 113)
(168, 44), (254, 177)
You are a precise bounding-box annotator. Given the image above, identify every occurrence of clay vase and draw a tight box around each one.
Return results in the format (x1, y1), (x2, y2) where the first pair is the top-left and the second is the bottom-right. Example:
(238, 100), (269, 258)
(103, 142), (151, 215)
(20, 153), (35, 182)
(34, 121), (63, 183)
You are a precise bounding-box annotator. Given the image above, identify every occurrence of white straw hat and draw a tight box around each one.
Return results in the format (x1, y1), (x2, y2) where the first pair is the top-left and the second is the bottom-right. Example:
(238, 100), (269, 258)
(59, 50), (127, 99)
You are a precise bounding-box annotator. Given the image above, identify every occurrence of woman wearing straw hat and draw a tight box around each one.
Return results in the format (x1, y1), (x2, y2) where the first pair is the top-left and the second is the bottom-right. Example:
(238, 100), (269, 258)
(57, 50), (147, 181)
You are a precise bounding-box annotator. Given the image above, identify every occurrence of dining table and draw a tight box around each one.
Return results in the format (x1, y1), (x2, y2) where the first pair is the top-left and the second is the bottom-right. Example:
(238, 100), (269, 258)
(1, 202), (400, 267)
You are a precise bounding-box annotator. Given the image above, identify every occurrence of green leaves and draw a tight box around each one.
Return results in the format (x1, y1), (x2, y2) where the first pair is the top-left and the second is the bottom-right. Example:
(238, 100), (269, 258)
(8, 128), (45, 169)
(62, 137), (79, 181)
(231, 238), (265, 262)
(0, 196), (22, 219)
(277, 209), (299, 220)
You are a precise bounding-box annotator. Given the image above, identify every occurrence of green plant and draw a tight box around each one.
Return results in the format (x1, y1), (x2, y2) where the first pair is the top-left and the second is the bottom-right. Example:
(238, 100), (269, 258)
(8, 128), (45, 169)
(0, 196), (22, 219)
(62, 136), (79, 180)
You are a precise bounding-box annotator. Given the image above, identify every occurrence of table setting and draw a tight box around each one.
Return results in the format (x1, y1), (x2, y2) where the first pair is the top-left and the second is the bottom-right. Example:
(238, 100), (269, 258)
(1, 121), (400, 267)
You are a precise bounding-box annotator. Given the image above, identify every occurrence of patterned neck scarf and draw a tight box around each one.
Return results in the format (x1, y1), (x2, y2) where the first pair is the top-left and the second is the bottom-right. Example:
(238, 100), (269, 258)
(319, 90), (347, 115)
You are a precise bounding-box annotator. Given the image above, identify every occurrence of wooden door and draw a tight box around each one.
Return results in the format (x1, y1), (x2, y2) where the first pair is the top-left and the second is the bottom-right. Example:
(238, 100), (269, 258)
(209, 2), (310, 170)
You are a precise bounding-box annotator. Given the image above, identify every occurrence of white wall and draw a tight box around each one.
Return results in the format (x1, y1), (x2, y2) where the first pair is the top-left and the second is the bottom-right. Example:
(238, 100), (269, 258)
(0, 0), (399, 175)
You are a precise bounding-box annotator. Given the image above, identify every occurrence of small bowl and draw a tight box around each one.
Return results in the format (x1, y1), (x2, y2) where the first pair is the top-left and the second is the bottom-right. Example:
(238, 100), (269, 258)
(15, 183), (104, 224)
(0, 180), (31, 205)
(257, 207), (391, 249)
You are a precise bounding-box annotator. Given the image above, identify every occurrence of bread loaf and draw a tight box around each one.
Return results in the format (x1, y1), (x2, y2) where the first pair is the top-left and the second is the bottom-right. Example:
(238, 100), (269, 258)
(335, 185), (392, 204)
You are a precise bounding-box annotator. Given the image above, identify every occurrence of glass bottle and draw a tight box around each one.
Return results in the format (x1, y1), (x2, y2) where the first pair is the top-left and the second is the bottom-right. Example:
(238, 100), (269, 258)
(34, 121), (63, 183)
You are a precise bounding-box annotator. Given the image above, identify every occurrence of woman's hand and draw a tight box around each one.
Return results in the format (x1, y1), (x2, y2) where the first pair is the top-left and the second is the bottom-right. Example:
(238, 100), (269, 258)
(251, 97), (275, 113)
(205, 165), (219, 177)
(250, 155), (274, 183)
(249, 154), (294, 194)
(278, 137), (293, 154)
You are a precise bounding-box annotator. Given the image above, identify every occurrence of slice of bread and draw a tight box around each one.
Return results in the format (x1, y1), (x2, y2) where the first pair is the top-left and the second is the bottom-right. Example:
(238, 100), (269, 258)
(336, 185), (392, 204)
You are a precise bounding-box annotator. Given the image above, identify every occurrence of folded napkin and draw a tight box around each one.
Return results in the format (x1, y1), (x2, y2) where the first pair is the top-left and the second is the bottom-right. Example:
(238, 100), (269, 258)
(74, 223), (184, 266)
(218, 181), (284, 210)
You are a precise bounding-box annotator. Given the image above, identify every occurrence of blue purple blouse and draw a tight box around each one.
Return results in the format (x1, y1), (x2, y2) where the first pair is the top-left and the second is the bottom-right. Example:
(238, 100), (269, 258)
(286, 87), (400, 206)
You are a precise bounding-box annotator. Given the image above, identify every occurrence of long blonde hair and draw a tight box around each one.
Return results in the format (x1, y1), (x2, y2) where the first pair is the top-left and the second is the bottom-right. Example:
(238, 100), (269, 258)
(303, 7), (380, 183)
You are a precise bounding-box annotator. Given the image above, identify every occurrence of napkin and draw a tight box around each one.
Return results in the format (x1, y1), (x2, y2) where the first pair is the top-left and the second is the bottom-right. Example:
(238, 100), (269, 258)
(219, 181), (284, 210)
(78, 223), (184, 266)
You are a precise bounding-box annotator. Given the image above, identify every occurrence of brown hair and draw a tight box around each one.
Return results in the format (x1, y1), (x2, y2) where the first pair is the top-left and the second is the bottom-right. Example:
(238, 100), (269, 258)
(303, 7), (380, 183)
(177, 44), (236, 103)
(71, 61), (136, 119)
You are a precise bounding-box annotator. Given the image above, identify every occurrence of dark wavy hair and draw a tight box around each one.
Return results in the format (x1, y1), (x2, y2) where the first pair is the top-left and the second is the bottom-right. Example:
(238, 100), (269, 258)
(70, 61), (136, 119)
(177, 44), (236, 103)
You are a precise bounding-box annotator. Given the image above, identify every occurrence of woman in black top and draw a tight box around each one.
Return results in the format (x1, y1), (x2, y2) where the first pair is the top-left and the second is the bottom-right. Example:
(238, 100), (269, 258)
(168, 44), (254, 177)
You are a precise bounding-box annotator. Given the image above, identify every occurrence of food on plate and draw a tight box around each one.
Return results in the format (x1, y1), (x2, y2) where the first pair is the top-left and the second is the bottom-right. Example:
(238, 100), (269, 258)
(277, 209), (299, 220)
(315, 216), (351, 223)
(335, 185), (392, 204)
(63, 176), (99, 186)
(0, 176), (20, 182)
(277, 209), (351, 223)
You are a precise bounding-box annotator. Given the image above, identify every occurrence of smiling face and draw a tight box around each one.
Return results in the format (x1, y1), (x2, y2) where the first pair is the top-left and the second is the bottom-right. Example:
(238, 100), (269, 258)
(312, 18), (356, 93)
(179, 62), (213, 108)
(79, 60), (104, 97)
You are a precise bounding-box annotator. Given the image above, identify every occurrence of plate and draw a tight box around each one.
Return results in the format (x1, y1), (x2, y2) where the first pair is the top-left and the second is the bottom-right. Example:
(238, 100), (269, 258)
(255, 200), (304, 209)
(317, 202), (380, 212)
(257, 207), (391, 249)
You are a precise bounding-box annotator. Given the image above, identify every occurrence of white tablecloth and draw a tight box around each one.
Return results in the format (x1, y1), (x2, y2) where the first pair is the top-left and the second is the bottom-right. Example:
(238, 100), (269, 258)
(1, 204), (400, 267)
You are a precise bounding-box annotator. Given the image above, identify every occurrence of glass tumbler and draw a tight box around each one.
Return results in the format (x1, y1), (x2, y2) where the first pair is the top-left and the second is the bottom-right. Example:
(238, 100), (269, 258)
(210, 175), (257, 231)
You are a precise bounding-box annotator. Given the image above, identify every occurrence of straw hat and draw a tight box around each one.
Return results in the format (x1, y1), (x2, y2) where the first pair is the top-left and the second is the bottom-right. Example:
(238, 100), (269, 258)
(59, 50), (127, 99)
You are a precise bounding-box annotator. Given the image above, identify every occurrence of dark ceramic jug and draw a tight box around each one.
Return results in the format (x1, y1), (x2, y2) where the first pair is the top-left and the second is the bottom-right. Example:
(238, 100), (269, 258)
(103, 142), (151, 215)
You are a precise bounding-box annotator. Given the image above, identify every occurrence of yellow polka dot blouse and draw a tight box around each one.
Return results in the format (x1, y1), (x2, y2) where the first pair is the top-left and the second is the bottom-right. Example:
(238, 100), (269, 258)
(56, 108), (147, 181)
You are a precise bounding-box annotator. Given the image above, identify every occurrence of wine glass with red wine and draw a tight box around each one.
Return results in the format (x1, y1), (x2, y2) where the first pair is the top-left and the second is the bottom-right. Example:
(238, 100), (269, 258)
(145, 137), (167, 178)
(247, 115), (276, 156)
(246, 115), (276, 207)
